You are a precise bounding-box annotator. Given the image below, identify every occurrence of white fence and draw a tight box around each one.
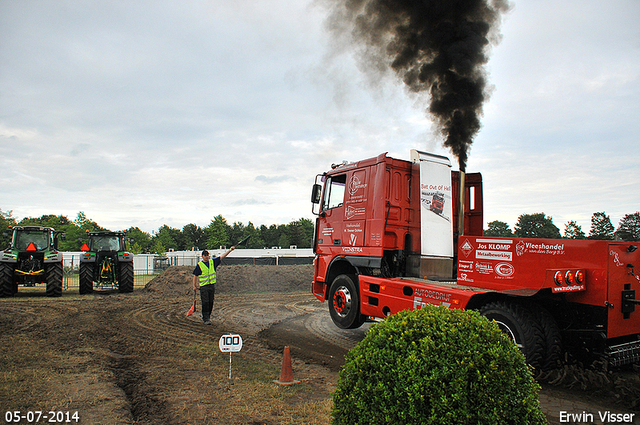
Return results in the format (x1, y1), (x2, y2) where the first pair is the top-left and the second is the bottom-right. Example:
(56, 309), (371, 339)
(62, 247), (314, 274)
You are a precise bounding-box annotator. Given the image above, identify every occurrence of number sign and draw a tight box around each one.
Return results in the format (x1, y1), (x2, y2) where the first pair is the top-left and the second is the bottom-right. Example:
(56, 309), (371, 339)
(219, 334), (243, 352)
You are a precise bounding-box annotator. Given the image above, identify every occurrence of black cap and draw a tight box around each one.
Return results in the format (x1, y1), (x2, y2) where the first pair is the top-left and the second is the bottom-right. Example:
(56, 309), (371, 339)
(202, 250), (209, 257)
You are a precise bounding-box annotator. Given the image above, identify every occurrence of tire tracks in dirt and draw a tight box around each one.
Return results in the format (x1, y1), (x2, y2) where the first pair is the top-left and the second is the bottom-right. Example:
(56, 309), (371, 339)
(0, 305), (43, 332)
(4, 291), (639, 425)
(127, 291), (369, 378)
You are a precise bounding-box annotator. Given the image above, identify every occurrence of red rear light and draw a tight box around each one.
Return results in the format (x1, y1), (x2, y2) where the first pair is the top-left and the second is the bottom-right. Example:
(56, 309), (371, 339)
(575, 270), (585, 283)
(565, 271), (575, 284)
(554, 271), (564, 286)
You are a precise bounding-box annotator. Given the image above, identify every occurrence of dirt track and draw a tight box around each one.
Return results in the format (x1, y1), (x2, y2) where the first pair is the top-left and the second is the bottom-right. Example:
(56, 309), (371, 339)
(1, 265), (639, 424)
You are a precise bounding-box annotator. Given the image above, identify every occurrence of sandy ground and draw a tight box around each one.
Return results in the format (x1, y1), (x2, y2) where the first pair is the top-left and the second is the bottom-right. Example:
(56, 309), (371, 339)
(1, 265), (639, 424)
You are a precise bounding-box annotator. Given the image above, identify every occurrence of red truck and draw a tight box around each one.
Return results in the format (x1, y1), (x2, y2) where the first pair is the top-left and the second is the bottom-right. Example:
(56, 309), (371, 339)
(310, 150), (640, 369)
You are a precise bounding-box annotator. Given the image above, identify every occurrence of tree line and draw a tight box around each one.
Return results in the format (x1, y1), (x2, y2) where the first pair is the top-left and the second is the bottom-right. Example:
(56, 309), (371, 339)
(485, 211), (640, 241)
(3, 208), (638, 254)
(0, 209), (314, 255)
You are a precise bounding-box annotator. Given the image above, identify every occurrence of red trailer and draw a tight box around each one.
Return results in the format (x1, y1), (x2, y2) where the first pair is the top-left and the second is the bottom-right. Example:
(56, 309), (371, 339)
(310, 150), (640, 368)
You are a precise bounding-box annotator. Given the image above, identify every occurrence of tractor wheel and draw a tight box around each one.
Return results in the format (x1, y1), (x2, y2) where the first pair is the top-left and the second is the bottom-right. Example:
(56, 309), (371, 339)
(79, 263), (94, 294)
(45, 262), (63, 297)
(328, 274), (366, 329)
(118, 261), (134, 293)
(0, 263), (15, 297)
(480, 301), (545, 370)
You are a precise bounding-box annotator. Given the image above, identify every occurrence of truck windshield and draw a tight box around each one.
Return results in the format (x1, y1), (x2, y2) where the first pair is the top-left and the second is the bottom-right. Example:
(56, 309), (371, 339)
(91, 236), (122, 251)
(15, 231), (50, 251)
(323, 174), (346, 210)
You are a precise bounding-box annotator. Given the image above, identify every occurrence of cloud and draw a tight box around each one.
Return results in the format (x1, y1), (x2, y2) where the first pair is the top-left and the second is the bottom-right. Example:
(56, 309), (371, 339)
(255, 175), (292, 184)
(0, 0), (638, 234)
(232, 199), (270, 206)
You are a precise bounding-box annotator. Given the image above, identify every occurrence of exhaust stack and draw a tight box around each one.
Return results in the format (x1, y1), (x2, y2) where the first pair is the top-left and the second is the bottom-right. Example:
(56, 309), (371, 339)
(458, 171), (466, 238)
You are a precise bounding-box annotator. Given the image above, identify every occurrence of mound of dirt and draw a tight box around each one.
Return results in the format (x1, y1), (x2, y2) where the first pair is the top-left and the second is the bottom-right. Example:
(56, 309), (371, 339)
(144, 264), (314, 296)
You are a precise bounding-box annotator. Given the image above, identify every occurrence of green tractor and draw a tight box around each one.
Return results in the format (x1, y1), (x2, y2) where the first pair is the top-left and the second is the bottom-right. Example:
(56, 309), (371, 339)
(79, 231), (134, 294)
(0, 226), (65, 297)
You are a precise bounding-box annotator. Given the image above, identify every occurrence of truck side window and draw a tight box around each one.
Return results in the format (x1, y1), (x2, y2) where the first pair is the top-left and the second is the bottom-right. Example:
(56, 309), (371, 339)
(323, 174), (346, 210)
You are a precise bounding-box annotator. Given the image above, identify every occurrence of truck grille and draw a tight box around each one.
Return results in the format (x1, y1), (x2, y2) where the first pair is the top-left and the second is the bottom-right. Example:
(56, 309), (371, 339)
(607, 340), (640, 366)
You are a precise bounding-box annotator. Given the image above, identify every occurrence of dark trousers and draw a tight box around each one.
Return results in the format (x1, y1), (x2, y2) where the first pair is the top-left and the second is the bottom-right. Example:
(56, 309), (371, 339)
(199, 284), (216, 322)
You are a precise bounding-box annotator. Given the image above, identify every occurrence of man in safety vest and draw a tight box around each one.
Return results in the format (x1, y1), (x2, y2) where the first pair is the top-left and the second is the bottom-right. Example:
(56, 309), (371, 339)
(192, 246), (235, 324)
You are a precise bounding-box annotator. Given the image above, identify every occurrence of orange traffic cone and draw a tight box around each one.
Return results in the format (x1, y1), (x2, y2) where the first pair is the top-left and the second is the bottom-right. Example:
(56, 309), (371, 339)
(186, 290), (197, 317)
(273, 346), (300, 385)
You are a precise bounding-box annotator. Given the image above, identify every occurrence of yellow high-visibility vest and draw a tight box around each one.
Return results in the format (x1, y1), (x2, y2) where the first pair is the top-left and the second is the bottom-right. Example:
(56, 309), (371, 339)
(197, 259), (217, 286)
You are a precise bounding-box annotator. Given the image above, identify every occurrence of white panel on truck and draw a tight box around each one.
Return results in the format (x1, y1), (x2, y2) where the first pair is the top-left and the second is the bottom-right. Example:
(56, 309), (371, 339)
(410, 150), (454, 258)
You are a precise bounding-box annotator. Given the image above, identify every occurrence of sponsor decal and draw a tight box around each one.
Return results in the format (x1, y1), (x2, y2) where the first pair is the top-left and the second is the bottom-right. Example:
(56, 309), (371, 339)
(495, 262), (515, 278)
(413, 289), (452, 309)
(413, 296), (451, 309)
(516, 240), (565, 256)
(348, 174), (367, 195)
(458, 272), (473, 283)
(460, 239), (474, 257)
(458, 260), (473, 272)
(475, 262), (493, 274)
(345, 205), (366, 219)
(610, 250), (624, 267)
(421, 190), (448, 215)
(321, 227), (334, 236)
(476, 250), (513, 261)
(475, 240), (513, 261)
(552, 284), (585, 293)
(342, 246), (363, 253)
(414, 288), (452, 301)
(344, 222), (363, 246)
(476, 238), (514, 243)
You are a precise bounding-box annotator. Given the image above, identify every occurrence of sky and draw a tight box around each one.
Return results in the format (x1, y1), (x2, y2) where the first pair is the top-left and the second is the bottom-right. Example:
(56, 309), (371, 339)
(1, 0), (639, 235)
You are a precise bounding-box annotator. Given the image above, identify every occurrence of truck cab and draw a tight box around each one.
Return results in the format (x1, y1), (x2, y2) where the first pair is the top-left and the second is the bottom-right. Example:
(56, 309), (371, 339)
(311, 150), (640, 369)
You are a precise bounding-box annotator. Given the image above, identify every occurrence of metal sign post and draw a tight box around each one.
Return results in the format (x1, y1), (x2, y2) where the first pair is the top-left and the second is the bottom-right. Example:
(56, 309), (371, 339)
(218, 334), (243, 390)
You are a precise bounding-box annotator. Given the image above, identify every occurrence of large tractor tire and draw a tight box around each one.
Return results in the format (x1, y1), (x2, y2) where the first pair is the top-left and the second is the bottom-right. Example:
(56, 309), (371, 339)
(118, 261), (134, 293)
(480, 301), (545, 370)
(79, 263), (94, 294)
(328, 274), (366, 329)
(0, 263), (16, 297)
(45, 262), (63, 297)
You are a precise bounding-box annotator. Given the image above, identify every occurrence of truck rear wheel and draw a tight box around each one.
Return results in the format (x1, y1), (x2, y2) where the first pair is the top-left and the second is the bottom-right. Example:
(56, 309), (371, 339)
(328, 274), (365, 329)
(118, 261), (134, 293)
(45, 262), (63, 297)
(533, 305), (562, 371)
(480, 301), (544, 370)
(79, 263), (94, 294)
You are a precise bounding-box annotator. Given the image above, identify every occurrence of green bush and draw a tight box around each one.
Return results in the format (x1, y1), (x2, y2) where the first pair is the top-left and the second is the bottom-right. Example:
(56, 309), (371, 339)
(332, 306), (546, 425)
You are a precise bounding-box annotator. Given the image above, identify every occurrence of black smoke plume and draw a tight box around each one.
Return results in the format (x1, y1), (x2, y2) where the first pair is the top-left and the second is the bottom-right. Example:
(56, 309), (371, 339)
(327, 0), (510, 171)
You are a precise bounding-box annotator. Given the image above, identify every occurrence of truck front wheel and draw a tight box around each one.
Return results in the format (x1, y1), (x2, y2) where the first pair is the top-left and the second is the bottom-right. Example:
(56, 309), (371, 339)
(480, 301), (544, 370)
(328, 274), (365, 329)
